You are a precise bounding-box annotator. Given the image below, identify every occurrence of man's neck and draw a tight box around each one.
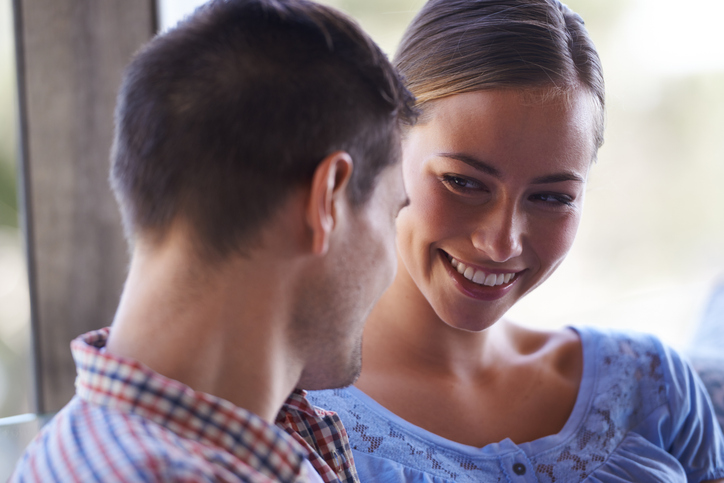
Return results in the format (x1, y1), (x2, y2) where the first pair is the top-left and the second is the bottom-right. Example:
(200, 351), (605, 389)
(105, 234), (304, 423)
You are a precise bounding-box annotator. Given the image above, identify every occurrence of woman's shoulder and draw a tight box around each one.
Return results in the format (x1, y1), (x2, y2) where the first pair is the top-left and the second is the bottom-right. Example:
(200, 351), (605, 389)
(508, 322), (668, 365)
(570, 324), (693, 396)
(504, 322), (582, 370)
(567, 325), (724, 481)
(566, 325), (670, 413)
(506, 323), (672, 429)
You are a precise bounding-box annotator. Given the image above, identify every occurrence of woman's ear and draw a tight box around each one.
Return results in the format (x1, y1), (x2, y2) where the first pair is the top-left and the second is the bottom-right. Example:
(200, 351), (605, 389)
(305, 151), (354, 255)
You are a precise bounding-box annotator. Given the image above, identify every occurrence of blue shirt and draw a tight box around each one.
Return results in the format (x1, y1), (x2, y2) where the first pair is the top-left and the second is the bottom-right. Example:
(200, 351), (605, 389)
(309, 327), (724, 482)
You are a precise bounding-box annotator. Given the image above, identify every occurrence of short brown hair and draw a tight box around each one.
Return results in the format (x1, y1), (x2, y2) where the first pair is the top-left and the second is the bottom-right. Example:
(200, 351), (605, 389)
(110, 0), (416, 259)
(395, 0), (604, 152)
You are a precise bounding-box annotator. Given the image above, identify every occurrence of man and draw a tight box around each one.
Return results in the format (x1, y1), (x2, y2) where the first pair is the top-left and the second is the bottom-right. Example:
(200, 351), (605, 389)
(10, 0), (415, 481)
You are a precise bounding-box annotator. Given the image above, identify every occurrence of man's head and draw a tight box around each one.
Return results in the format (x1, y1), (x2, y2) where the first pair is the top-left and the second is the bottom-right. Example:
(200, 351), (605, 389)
(109, 0), (416, 392)
(110, 0), (416, 259)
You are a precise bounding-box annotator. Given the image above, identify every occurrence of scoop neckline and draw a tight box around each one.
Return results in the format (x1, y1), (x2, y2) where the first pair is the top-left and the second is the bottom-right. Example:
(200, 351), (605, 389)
(346, 325), (597, 458)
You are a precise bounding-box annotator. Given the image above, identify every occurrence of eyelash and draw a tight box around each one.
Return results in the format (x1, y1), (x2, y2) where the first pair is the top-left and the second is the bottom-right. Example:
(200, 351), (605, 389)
(441, 174), (484, 192)
(530, 193), (574, 207)
(442, 174), (574, 207)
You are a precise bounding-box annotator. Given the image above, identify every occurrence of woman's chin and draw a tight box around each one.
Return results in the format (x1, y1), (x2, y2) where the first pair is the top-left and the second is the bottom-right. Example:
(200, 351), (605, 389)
(434, 305), (505, 333)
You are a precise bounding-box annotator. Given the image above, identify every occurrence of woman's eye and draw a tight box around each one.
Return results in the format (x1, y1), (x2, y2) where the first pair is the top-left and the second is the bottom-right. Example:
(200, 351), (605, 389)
(530, 193), (574, 206)
(441, 175), (483, 192)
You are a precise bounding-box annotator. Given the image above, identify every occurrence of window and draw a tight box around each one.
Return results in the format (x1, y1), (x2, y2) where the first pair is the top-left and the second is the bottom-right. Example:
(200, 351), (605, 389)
(0, 0), (36, 477)
(0, 1), (156, 479)
(0, 0), (33, 423)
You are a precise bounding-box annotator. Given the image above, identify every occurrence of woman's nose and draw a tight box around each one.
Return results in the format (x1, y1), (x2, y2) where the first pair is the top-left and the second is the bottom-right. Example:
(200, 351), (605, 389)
(470, 200), (524, 263)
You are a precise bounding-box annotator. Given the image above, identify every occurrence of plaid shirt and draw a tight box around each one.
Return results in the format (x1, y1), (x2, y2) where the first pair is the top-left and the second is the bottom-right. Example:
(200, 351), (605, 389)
(10, 328), (359, 483)
(277, 392), (358, 483)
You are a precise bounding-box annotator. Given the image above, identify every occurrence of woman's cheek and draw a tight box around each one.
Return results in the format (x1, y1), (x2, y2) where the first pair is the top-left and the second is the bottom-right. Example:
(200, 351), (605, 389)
(538, 213), (582, 269)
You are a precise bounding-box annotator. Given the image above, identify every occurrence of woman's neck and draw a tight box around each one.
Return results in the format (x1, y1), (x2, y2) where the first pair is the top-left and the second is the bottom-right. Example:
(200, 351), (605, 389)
(359, 263), (513, 382)
(355, 263), (584, 448)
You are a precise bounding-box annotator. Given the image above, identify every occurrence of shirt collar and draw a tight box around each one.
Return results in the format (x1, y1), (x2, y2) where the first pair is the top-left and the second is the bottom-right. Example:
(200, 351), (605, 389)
(72, 328), (309, 482)
(285, 389), (320, 418)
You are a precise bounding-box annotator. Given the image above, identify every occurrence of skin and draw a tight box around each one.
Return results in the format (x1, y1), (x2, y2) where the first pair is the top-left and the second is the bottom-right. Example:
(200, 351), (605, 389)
(356, 88), (595, 447)
(106, 151), (407, 423)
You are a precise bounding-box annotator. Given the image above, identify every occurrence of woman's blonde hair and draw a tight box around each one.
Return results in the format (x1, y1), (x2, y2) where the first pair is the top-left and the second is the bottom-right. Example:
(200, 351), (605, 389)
(395, 0), (605, 152)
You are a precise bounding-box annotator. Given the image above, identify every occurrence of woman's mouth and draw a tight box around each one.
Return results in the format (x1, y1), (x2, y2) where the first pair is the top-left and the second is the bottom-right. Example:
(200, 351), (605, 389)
(441, 251), (523, 299)
(450, 257), (517, 287)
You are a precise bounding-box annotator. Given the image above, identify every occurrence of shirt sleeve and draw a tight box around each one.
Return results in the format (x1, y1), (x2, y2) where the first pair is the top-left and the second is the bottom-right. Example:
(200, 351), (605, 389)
(659, 340), (724, 482)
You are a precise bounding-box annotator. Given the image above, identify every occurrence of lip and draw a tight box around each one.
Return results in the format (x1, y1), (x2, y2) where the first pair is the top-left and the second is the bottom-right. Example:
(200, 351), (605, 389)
(439, 250), (523, 301)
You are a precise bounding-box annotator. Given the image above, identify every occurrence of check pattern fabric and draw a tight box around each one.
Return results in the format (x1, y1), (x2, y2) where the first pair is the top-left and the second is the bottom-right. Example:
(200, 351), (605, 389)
(277, 391), (358, 483)
(10, 328), (358, 483)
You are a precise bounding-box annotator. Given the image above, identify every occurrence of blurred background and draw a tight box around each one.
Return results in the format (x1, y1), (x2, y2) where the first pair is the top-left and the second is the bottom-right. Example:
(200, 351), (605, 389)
(0, 0), (33, 421)
(1, 0), (723, 422)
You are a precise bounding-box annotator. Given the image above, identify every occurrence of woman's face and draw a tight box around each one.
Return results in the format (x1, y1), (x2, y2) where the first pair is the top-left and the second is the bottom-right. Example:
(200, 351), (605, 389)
(397, 88), (597, 331)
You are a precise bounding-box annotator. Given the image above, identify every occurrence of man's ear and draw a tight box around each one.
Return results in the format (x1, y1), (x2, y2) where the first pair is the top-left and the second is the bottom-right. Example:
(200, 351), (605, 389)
(306, 151), (354, 255)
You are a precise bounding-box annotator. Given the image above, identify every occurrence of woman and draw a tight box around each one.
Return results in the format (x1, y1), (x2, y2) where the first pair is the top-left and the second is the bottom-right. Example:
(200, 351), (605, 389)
(309, 0), (724, 481)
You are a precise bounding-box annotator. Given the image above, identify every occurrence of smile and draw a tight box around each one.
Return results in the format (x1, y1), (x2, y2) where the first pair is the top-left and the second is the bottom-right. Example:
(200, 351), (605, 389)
(446, 254), (518, 287)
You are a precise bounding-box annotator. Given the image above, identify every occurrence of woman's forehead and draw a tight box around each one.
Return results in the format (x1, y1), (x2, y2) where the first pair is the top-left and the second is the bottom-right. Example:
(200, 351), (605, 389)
(403, 89), (598, 174)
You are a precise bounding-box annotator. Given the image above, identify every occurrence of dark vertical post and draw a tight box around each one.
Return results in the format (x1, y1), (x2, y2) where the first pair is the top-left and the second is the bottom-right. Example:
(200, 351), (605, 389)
(13, 0), (156, 413)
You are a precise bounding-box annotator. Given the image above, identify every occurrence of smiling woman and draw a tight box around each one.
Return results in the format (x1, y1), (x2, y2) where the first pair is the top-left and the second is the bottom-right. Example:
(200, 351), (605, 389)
(395, 89), (594, 331)
(307, 0), (724, 481)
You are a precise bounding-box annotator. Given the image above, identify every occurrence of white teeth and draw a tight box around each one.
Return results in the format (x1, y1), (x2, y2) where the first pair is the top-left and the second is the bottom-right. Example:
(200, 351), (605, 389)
(463, 266), (475, 280)
(472, 271), (486, 284)
(447, 255), (516, 287)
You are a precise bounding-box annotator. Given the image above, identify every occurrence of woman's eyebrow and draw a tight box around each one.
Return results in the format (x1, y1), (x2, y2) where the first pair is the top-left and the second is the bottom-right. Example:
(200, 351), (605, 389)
(437, 152), (502, 178)
(438, 152), (584, 184)
(530, 172), (585, 184)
